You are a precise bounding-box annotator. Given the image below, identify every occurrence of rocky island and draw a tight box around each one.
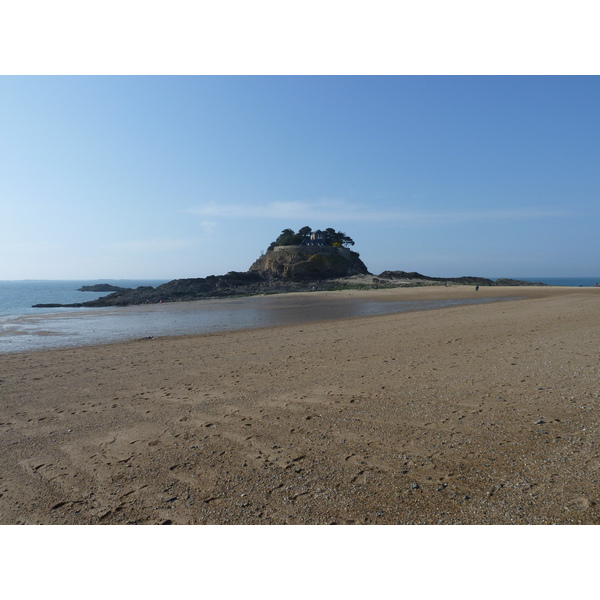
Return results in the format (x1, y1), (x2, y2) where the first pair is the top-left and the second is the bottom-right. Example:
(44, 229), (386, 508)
(78, 284), (126, 292)
(32, 226), (545, 308)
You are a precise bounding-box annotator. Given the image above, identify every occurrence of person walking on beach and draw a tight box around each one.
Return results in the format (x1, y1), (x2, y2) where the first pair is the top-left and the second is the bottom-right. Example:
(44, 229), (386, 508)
(475, 285), (479, 291)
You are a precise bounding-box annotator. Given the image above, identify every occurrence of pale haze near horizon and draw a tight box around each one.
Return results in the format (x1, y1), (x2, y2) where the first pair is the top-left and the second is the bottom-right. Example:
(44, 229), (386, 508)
(2, 75), (599, 281)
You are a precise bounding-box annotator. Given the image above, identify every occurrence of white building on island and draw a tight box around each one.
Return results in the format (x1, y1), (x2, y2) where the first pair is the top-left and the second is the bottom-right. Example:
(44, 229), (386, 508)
(303, 230), (327, 246)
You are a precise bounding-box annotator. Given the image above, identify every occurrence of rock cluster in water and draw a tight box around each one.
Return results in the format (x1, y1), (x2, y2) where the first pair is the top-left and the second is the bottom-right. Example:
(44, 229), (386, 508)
(78, 284), (126, 292)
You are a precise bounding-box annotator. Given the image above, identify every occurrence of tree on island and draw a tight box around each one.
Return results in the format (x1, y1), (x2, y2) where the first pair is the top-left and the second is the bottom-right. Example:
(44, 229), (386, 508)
(267, 226), (355, 251)
(323, 228), (355, 248)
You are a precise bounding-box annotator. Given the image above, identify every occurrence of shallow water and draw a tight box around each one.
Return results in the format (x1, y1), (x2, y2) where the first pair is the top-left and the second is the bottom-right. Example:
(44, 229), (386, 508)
(0, 279), (170, 318)
(0, 294), (516, 354)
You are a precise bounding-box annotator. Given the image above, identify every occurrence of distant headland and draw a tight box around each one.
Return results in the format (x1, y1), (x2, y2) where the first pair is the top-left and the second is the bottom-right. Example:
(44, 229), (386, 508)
(32, 226), (546, 308)
(78, 284), (126, 292)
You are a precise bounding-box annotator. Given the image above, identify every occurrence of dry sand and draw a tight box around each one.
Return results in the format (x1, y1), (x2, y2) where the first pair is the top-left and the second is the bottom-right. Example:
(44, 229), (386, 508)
(1, 285), (599, 524)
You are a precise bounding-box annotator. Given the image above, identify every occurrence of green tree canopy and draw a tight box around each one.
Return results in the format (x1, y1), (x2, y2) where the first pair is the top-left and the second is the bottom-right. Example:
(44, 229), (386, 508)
(324, 229), (355, 247)
(267, 226), (355, 250)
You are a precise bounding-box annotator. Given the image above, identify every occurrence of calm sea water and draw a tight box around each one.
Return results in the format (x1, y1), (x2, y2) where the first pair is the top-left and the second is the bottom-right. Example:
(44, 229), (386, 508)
(0, 280), (169, 318)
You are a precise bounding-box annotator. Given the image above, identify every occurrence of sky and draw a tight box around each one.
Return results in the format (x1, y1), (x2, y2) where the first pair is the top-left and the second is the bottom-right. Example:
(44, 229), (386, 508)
(1, 75), (599, 280)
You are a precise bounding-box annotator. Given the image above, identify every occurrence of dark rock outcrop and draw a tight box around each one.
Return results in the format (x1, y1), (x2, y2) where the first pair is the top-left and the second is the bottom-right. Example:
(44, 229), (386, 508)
(378, 271), (547, 287)
(78, 284), (127, 292)
(378, 271), (494, 286)
(494, 278), (547, 286)
(35, 269), (368, 308)
(32, 303), (84, 308)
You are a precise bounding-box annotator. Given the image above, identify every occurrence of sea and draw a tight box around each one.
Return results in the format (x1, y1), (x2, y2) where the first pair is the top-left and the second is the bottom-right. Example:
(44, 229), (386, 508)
(498, 277), (600, 287)
(0, 280), (170, 319)
(0, 277), (596, 354)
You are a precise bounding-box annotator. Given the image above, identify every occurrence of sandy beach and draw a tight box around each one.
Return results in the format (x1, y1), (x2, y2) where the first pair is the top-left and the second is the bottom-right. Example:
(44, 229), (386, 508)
(1, 285), (599, 524)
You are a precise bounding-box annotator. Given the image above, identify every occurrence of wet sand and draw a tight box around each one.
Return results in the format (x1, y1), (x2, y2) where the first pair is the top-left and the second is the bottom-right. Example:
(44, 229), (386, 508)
(1, 285), (600, 524)
(2, 285), (519, 354)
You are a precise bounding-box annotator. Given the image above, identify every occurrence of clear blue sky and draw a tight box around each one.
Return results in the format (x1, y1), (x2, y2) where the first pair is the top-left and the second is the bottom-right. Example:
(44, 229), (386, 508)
(1, 76), (599, 280)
